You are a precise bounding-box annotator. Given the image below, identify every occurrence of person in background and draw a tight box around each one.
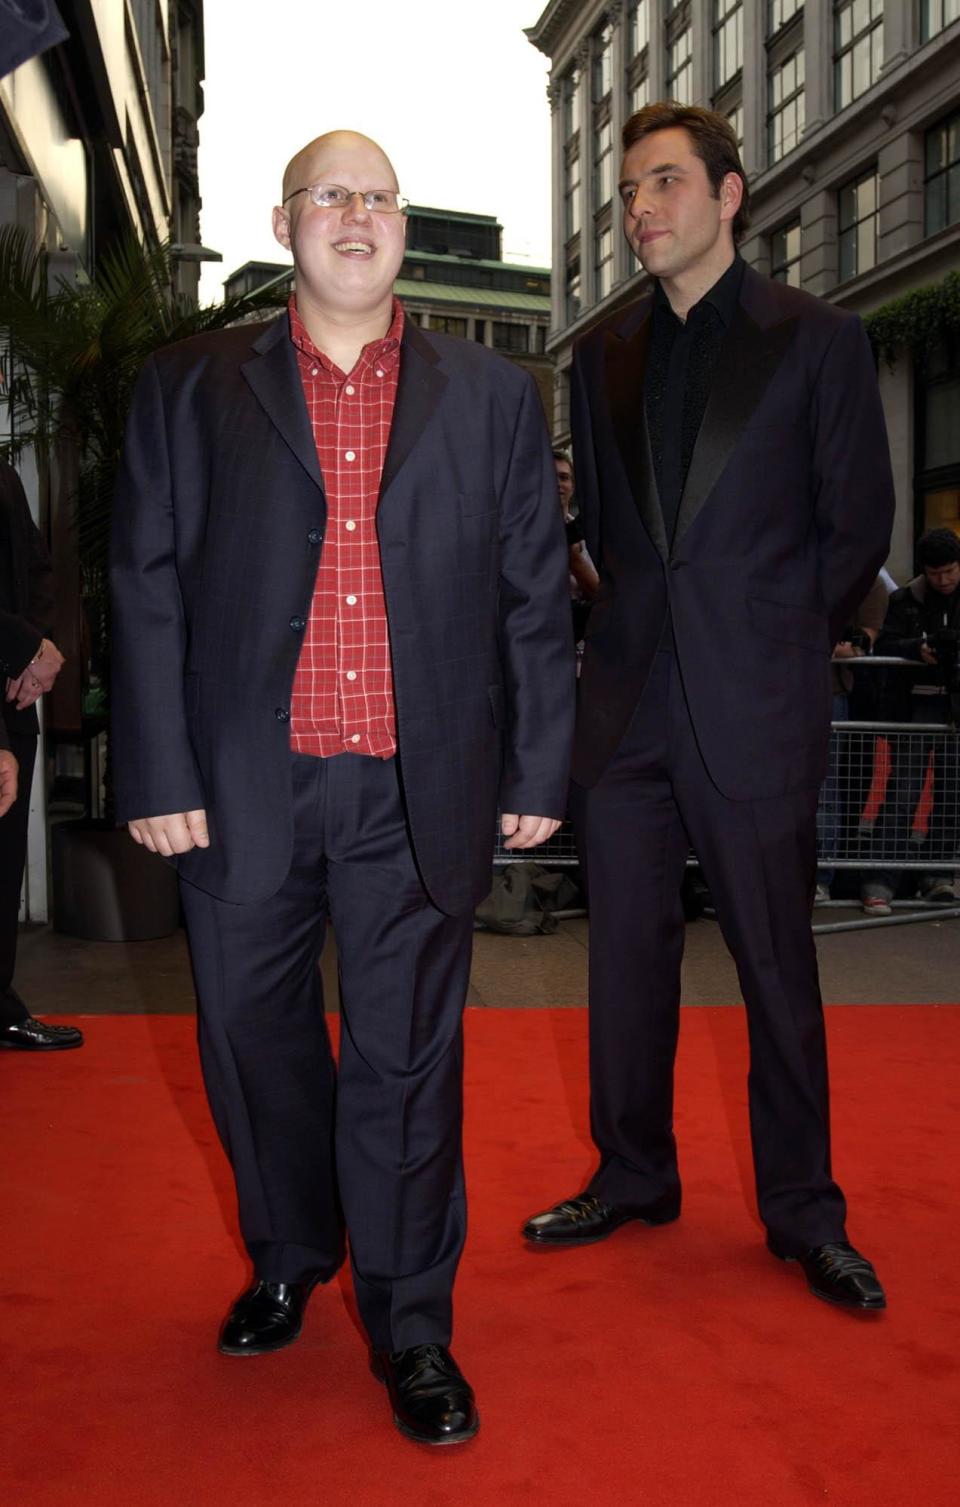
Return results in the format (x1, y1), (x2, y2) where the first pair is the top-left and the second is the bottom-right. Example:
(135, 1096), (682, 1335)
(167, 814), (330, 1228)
(861, 529), (960, 915)
(0, 460), (80, 1052)
(554, 449), (599, 649)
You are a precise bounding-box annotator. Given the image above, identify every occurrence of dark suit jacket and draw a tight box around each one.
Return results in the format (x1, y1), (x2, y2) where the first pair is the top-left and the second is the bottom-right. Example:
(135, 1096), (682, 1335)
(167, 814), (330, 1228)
(110, 314), (574, 914)
(571, 263), (895, 797)
(0, 461), (52, 753)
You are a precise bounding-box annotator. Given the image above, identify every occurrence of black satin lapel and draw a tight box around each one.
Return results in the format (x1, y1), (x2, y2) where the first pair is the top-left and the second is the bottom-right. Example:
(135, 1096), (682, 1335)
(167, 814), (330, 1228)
(379, 325), (448, 503)
(604, 317), (668, 559)
(673, 309), (798, 550)
(241, 332), (323, 491)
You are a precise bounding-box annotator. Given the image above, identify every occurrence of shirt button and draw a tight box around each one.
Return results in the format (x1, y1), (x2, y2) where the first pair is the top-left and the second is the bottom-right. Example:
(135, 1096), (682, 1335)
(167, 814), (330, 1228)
(345, 520), (357, 532)
(375, 370), (384, 378)
(275, 707), (290, 722)
(344, 450), (356, 462)
(289, 616), (305, 632)
(345, 385), (355, 395)
(310, 367), (318, 377)
(350, 733), (361, 744)
(345, 594), (357, 606)
(346, 670), (357, 681)
(308, 528), (322, 545)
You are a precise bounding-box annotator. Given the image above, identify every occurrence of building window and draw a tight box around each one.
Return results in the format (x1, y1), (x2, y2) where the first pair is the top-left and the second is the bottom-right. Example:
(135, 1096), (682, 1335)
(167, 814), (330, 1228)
(838, 168), (878, 281)
(594, 118), (614, 210)
(666, 11), (693, 104)
(918, 337), (960, 536)
(768, 45), (805, 164)
(922, 0), (960, 41)
(493, 322), (529, 353)
(565, 147), (581, 240)
(595, 226), (614, 301)
(430, 316), (467, 338)
(566, 257), (581, 323)
(925, 111), (960, 236)
(593, 20), (613, 101)
(714, 0), (743, 91)
(834, 0), (883, 111)
(771, 221), (801, 285)
(563, 65), (581, 141)
(768, 0), (803, 33)
(726, 102), (744, 150)
(631, 75), (650, 114)
(629, 0), (650, 56)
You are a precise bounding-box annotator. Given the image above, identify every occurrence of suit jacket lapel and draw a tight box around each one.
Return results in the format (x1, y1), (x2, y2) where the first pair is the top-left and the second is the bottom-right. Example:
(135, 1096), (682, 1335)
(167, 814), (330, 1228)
(241, 316), (324, 491)
(604, 305), (668, 559)
(673, 304), (798, 551)
(378, 320), (448, 504)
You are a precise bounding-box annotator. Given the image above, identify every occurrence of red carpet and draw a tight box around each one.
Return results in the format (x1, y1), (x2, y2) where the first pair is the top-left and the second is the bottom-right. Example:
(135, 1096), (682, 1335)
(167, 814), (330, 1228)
(2, 1005), (958, 1507)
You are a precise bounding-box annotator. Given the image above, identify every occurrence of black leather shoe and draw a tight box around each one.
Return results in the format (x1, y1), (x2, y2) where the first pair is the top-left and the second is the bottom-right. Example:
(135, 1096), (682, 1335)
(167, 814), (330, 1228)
(218, 1275), (325, 1355)
(769, 1240), (886, 1311)
(522, 1192), (679, 1247)
(0, 1017), (84, 1050)
(372, 1344), (478, 1445)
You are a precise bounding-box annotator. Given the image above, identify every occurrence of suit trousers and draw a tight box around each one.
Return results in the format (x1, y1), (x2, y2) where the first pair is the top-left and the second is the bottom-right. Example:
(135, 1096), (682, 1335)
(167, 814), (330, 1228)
(0, 730), (36, 1025)
(573, 647), (848, 1254)
(179, 751), (475, 1352)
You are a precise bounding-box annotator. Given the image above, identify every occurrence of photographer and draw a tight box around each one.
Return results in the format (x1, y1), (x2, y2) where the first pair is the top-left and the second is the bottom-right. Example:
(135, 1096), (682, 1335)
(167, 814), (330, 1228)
(861, 529), (960, 915)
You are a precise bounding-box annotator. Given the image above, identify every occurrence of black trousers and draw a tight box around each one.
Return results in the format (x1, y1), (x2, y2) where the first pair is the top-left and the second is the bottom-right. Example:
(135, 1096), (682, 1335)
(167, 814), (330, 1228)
(179, 752), (475, 1352)
(0, 730), (36, 1026)
(573, 648), (847, 1255)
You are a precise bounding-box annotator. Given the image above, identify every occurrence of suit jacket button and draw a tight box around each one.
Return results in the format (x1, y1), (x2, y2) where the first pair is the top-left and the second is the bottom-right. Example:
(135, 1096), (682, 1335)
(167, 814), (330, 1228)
(670, 559), (683, 571)
(289, 616), (306, 632)
(308, 528), (322, 545)
(275, 707), (290, 722)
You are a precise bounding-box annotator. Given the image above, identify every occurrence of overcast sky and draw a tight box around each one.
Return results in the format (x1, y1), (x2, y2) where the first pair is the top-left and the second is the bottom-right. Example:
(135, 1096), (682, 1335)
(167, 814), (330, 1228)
(197, 1), (553, 305)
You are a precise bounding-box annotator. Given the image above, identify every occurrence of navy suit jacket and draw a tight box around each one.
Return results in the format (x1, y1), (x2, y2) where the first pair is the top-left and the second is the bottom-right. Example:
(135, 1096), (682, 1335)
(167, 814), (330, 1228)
(570, 263), (895, 797)
(110, 313), (574, 914)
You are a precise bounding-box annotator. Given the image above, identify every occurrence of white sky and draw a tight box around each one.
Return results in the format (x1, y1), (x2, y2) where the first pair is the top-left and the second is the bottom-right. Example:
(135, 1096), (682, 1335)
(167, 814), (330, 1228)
(197, 1), (553, 305)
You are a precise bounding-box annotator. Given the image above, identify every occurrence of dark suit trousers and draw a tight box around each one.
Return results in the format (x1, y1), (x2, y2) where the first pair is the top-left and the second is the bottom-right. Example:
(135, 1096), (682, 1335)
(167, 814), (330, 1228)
(0, 731), (36, 1024)
(573, 647), (848, 1254)
(179, 751), (474, 1351)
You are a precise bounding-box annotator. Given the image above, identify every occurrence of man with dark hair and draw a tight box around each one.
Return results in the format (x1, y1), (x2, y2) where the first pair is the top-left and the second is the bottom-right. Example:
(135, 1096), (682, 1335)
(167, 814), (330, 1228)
(112, 130), (572, 1445)
(862, 527), (960, 914)
(0, 459), (80, 1051)
(554, 449), (599, 642)
(523, 103), (895, 1311)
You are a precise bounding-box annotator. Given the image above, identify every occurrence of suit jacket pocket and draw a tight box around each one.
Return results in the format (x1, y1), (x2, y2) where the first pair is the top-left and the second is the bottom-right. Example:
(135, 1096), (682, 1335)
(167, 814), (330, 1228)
(748, 596), (828, 654)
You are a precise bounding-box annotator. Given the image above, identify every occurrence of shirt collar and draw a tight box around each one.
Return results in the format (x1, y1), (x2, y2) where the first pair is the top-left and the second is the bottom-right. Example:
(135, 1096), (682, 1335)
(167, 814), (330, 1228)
(287, 295), (405, 373)
(653, 253), (744, 330)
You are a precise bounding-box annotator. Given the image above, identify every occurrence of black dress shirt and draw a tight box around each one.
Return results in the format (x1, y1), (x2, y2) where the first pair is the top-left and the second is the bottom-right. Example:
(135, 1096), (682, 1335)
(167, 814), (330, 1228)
(645, 254), (744, 547)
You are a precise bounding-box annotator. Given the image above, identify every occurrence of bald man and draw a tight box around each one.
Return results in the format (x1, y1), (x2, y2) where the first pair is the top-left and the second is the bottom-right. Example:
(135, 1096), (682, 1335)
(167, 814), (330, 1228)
(111, 131), (573, 1444)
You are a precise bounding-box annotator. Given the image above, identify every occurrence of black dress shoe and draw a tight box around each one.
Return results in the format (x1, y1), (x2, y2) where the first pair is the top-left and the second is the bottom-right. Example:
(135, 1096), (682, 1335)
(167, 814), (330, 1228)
(522, 1192), (679, 1247)
(0, 1017), (84, 1051)
(218, 1275), (325, 1355)
(372, 1344), (478, 1446)
(769, 1240), (886, 1311)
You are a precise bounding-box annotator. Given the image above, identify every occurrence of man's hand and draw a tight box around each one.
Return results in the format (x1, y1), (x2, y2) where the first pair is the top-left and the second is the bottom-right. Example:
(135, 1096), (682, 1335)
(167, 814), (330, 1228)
(500, 813), (562, 850)
(0, 749), (19, 819)
(6, 639), (66, 709)
(920, 643), (938, 666)
(832, 640), (861, 660)
(128, 810), (210, 857)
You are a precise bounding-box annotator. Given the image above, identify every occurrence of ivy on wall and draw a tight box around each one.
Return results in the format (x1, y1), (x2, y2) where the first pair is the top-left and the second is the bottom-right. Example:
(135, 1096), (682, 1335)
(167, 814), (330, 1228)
(864, 271), (960, 368)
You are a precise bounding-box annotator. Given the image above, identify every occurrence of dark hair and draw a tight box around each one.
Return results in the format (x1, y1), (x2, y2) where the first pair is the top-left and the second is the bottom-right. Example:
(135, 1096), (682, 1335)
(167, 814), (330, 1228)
(553, 449), (573, 469)
(917, 527), (960, 568)
(621, 102), (750, 243)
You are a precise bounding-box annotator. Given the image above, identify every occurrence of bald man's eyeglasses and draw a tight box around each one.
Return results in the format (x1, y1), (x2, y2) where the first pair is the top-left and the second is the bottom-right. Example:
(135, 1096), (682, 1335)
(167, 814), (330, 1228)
(283, 184), (409, 213)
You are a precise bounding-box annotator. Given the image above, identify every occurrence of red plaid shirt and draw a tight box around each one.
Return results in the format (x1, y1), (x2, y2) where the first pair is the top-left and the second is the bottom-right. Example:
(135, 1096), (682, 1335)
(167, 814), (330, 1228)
(288, 296), (404, 758)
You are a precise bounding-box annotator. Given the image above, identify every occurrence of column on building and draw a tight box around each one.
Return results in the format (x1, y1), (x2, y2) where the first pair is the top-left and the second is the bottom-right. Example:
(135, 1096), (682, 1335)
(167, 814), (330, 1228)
(877, 128), (924, 263)
(882, 0), (915, 75)
(548, 77), (566, 333)
(800, 0), (830, 139)
(691, 0), (711, 105)
(579, 36), (597, 309)
(740, 0), (765, 182)
(610, 2), (630, 287)
(800, 186), (837, 296)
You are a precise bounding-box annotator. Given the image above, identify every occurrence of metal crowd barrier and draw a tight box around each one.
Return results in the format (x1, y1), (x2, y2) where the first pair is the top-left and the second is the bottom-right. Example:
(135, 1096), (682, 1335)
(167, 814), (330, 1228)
(492, 657), (960, 934)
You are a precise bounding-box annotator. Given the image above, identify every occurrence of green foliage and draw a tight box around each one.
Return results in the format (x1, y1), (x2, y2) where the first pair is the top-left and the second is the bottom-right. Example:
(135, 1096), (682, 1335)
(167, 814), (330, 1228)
(0, 228), (287, 707)
(864, 271), (960, 368)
